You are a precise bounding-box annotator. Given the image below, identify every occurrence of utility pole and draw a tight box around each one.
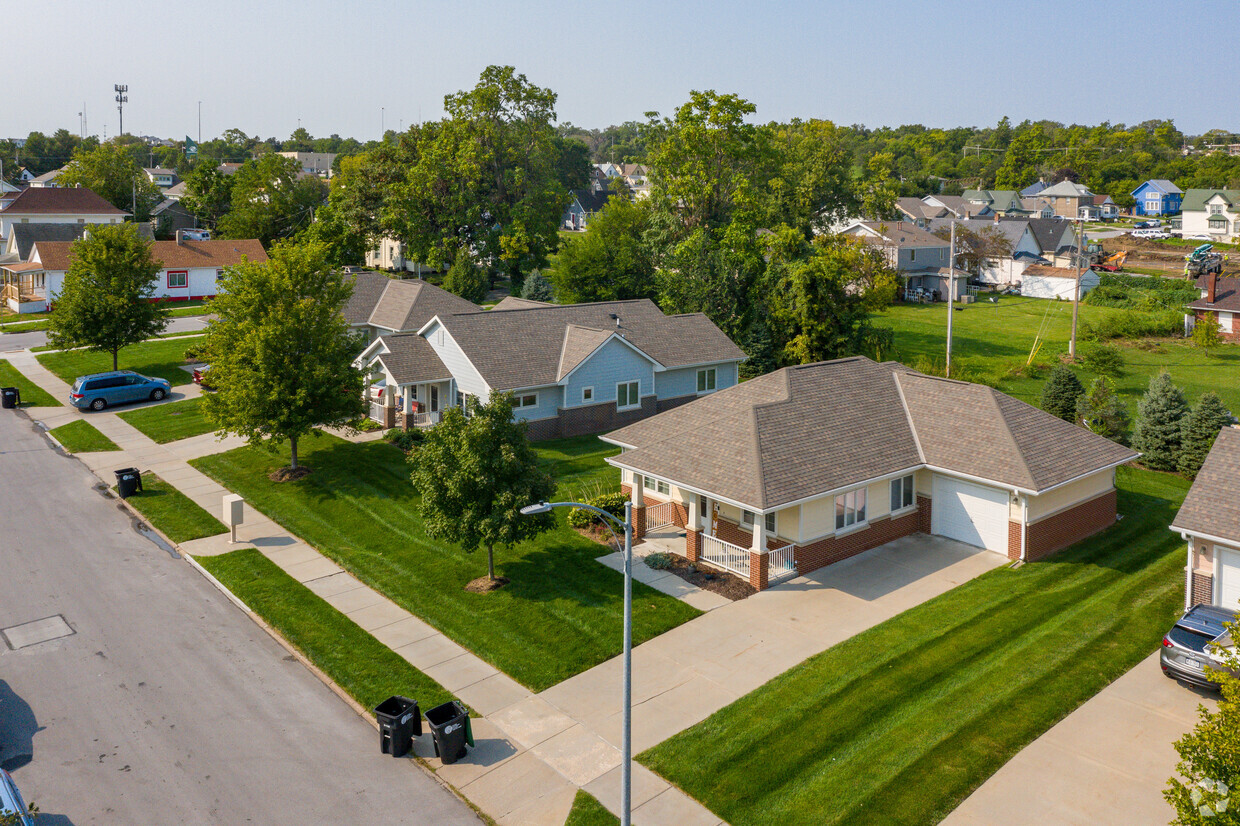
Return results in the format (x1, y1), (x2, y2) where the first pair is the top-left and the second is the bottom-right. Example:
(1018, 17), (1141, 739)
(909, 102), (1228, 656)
(946, 219), (956, 378)
(198, 101), (202, 143)
(381, 107), (385, 137)
(114, 84), (129, 136)
(1071, 216), (1084, 358)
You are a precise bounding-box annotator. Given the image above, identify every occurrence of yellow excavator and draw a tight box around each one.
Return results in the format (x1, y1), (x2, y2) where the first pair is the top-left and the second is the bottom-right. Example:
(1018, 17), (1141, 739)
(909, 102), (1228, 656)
(1090, 250), (1127, 272)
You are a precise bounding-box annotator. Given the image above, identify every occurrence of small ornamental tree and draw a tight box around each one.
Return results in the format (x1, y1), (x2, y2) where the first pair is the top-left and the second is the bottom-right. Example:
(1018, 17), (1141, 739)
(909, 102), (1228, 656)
(1132, 371), (1189, 471)
(1192, 312), (1223, 350)
(199, 241), (365, 472)
(1178, 392), (1234, 478)
(1164, 619), (1240, 825)
(520, 270), (555, 303)
(1075, 377), (1131, 444)
(443, 251), (488, 304)
(410, 393), (556, 585)
(1040, 364), (1086, 422)
(48, 222), (169, 370)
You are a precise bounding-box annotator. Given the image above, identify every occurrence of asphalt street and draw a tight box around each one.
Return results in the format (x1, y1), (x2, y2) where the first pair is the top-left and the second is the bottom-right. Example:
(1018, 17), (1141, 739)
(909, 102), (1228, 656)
(0, 314), (211, 353)
(0, 405), (478, 824)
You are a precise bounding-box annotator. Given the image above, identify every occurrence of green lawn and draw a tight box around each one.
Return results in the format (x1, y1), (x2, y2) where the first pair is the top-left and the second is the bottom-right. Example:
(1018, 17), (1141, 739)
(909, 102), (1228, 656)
(640, 467), (1190, 826)
(190, 433), (700, 691)
(0, 301), (207, 333)
(37, 337), (197, 387)
(197, 548), (457, 712)
(565, 791), (619, 826)
(0, 361), (59, 407)
(876, 300), (1240, 416)
(121, 473), (228, 544)
(49, 420), (119, 453)
(118, 397), (216, 444)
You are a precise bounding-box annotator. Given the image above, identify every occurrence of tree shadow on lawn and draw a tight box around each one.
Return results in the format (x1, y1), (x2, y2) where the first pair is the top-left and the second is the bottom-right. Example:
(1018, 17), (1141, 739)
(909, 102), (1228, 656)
(887, 328), (1033, 364)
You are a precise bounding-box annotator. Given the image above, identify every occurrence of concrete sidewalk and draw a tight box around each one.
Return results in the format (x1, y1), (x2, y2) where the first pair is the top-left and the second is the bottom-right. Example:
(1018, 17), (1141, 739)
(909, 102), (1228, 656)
(943, 653), (1217, 826)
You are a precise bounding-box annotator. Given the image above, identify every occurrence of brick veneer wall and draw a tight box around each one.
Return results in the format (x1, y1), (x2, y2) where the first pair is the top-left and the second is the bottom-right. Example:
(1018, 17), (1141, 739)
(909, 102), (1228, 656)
(916, 495), (931, 533)
(713, 517), (785, 551)
(749, 551), (768, 590)
(1195, 311), (1240, 342)
(557, 395), (658, 439)
(686, 529), (701, 562)
(656, 394), (696, 413)
(793, 501), (926, 575)
(1023, 489), (1118, 561)
(1007, 521), (1022, 561)
(1192, 572), (1214, 606)
(524, 417), (561, 441)
(632, 505), (647, 540)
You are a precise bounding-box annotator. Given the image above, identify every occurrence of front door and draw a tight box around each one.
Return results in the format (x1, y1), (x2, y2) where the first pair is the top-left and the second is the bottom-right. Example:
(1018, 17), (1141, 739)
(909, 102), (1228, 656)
(429, 385), (439, 413)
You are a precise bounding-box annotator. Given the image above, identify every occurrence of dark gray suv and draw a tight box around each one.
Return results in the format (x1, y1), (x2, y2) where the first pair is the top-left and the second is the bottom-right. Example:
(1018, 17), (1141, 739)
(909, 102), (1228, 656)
(1160, 604), (1238, 691)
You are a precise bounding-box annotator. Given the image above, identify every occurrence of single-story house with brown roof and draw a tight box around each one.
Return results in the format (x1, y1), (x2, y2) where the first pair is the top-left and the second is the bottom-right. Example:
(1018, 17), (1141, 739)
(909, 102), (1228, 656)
(1171, 427), (1240, 610)
(355, 298), (746, 437)
(602, 357), (1138, 589)
(1188, 272), (1240, 341)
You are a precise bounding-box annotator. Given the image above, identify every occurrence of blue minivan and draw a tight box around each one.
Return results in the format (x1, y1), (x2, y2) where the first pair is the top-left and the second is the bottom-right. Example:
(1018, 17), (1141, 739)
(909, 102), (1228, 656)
(70, 370), (171, 411)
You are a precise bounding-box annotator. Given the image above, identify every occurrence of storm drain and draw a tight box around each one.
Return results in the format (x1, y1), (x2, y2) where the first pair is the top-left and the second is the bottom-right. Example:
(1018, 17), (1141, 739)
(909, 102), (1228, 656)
(2, 615), (75, 649)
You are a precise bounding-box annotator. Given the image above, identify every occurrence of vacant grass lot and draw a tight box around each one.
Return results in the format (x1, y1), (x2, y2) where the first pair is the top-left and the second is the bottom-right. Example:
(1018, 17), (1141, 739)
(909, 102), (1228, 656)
(640, 467), (1190, 826)
(118, 397), (216, 444)
(876, 300), (1240, 415)
(198, 548), (457, 712)
(37, 337), (197, 387)
(191, 434), (699, 691)
(121, 473), (227, 543)
(0, 361), (59, 407)
(49, 420), (119, 453)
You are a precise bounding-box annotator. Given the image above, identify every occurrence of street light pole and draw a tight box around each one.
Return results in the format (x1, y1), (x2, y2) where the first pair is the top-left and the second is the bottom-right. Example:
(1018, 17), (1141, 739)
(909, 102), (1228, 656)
(946, 219), (955, 378)
(521, 500), (633, 826)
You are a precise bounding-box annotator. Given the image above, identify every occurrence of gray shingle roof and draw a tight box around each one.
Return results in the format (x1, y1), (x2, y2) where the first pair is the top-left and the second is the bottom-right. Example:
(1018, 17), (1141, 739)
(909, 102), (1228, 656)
(343, 273), (481, 331)
(343, 271), (391, 325)
(557, 325), (617, 380)
(374, 333), (451, 385)
(925, 217), (1028, 248)
(606, 357), (1137, 509)
(491, 296), (554, 311)
(1172, 427), (1240, 542)
(437, 299), (746, 392)
(1039, 181), (1093, 198)
(9, 222), (152, 260)
(852, 221), (948, 248)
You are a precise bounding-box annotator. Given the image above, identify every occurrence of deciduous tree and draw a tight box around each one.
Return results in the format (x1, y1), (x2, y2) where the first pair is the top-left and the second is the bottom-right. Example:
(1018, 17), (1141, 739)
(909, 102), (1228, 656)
(58, 142), (162, 221)
(47, 223), (168, 370)
(548, 198), (656, 304)
(443, 250), (488, 304)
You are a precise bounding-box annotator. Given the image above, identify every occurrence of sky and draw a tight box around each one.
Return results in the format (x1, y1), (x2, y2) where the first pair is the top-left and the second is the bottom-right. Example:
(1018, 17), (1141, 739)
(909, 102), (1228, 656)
(14, 0), (1239, 143)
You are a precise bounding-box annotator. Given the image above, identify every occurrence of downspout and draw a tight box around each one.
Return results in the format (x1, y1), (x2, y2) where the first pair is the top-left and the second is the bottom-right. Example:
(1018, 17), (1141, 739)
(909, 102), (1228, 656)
(1183, 534), (1193, 610)
(1019, 492), (1028, 562)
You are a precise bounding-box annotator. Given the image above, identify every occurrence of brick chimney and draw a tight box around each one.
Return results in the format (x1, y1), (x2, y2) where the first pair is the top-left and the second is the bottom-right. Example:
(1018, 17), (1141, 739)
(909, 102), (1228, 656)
(1207, 271), (1218, 304)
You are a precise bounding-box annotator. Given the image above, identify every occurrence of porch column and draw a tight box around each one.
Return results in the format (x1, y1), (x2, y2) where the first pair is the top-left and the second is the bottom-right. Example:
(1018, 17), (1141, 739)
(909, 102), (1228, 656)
(749, 517), (768, 590)
(686, 496), (703, 563)
(630, 480), (646, 541)
(401, 386), (413, 430)
(383, 380), (396, 429)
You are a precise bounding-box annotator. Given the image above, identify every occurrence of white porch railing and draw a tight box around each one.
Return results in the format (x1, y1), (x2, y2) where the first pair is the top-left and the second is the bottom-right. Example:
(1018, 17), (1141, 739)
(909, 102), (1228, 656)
(405, 411), (440, 428)
(368, 401), (386, 422)
(700, 534), (750, 579)
(767, 543), (797, 583)
(646, 500), (679, 531)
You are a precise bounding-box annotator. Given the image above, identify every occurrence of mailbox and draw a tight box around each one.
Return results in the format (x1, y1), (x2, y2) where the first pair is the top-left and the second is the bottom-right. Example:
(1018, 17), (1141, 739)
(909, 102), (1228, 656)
(223, 494), (244, 543)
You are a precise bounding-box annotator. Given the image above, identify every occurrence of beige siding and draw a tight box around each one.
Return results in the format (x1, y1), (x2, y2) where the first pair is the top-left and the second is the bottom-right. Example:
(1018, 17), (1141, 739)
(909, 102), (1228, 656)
(801, 495), (835, 541)
(1025, 470), (1115, 521)
(774, 505), (799, 543)
(1194, 540), (1215, 574)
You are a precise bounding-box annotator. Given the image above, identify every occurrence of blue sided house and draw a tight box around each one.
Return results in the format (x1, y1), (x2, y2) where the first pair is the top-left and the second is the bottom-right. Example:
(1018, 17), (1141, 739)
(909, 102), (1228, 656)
(356, 296), (747, 439)
(1131, 179), (1183, 216)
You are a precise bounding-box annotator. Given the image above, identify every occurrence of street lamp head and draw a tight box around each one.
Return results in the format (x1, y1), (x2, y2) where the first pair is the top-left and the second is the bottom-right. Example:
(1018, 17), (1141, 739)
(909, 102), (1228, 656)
(520, 502), (552, 516)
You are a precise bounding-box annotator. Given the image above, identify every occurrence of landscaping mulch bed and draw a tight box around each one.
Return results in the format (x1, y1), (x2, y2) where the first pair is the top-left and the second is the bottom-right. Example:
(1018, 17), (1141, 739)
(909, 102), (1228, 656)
(269, 466), (312, 482)
(465, 575), (510, 593)
(654, 554), (755, 601)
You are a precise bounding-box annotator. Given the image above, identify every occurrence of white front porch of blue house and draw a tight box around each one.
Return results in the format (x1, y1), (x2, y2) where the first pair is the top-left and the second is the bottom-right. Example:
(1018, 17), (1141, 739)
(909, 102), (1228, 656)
(365, 366), (458, 429)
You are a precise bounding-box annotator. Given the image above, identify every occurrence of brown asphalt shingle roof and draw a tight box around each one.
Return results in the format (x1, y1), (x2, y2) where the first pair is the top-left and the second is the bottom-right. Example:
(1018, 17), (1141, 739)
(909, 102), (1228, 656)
(1, 186), (128, 216)
(34, 239), (267, 272)
(1172, 427), (1240, 543)
(491, 296), (554, 311)
(342, 272), (481, 331)
(1189, 276), (1240, 312)
(436, 299), (746, 392)
(557, 325), (615, 380)
(373, 333), (451, 385)
(606, 357), (1138, 509)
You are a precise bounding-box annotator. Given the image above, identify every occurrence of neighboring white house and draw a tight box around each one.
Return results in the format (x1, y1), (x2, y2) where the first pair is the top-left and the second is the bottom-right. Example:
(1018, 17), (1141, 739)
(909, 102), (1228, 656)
(364, 236), (440, 275)
(28, 167), (65, 188)
(143, 168), (179, 188)
(0, 187), (128, 242)
(277, 151), (337, 178)
(925, 217), (1045, 287)
(1179, 189), (1240, 242)
(1019, 264), (1099, 300)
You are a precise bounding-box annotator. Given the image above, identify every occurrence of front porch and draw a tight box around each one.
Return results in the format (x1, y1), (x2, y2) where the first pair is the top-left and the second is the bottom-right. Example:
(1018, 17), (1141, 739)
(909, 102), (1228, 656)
(364, 371), (455, 430)
(1, 263), (49, 313)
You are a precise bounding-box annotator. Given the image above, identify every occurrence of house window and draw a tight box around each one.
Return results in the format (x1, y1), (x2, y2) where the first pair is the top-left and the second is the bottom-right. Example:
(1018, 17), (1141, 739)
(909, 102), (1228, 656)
(741, 509), (755, 526)
(696, 368), (716, 393)
(167, 270), (188, 288)
(939, 249), (946, 262)
(582, 386), (593, 403)
(1146, 201), (1160, 213)
(1209, 216), (1229, 231)
(890, 474), (915, 512)
(909, 249), (916, 262)
(1210, 204), (1224, 215)
(642, 476), (670, 496)
(616, 380), (640, 410)
(514, 392), (538, 409)
(215, 268), (223, 281)
(835, 488), (867, 530)
(764, 512), (776, 534)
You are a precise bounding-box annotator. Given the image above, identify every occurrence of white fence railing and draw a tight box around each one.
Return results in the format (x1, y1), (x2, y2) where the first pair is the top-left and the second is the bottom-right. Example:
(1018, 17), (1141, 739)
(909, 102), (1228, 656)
(369, 401), (387, 422)
(646, 501), (679, 531)
(405, 411), (439, 428)
(700, 534), (750, 579)
(767, 544), (797, 583)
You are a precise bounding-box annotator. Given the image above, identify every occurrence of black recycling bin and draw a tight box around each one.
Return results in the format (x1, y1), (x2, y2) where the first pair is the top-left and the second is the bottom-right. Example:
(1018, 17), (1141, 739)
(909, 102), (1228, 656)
(1, 387), (18, 409)
(114, 468), (143, 499)
(425, 700), (470, 765)
(374, 696), (421, 758)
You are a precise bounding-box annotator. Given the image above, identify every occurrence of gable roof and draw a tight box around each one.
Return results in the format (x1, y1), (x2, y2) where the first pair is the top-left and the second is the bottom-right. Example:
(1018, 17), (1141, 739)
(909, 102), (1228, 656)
(1, 186), (128, 216)
(1020, 181), (1048, 197)
(35, 238), (266, 272)
(1190, 275), (1240, 312)
(1016, 217), (1074, 254)
(849, 221), (948, 248)
(1023, 264), (1086, 280)
(896, 197), (944, 222)
(571, 189), (613, 214)
(1039, 180), (1094, 198)
(605, 357), (1136, 509)
(557, 325), (626, 380)
(1182, 189), (1240, 213)
(371, 333), (451, 385)
(434, 299), (746, 392)
(1132, 179), (1183, 197)
(491, 296), (554, 311)
(10, 222), (153, 260)
(343, 271), (393, 325)
(360, 276), (481, 332)
(165, 181), (188, 200)
(29, 168), (65, 185)
(1171, 427), (1240, 543)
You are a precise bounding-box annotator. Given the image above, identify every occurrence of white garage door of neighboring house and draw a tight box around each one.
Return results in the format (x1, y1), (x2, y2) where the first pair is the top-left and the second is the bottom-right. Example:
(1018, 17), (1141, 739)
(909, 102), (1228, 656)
(931, 475), (1010, 552)
(1220, 547), (1240, 610)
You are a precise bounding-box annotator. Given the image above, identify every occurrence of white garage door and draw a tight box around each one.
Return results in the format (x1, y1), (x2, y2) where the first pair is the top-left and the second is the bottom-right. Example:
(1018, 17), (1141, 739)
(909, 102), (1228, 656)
(1220, 547), (1240, 610)
(931, 475), (1010, 552)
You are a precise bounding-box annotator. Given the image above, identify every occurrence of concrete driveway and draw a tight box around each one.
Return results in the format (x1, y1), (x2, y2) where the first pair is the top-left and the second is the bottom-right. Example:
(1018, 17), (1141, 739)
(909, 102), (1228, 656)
(943, 652), (1218, 826)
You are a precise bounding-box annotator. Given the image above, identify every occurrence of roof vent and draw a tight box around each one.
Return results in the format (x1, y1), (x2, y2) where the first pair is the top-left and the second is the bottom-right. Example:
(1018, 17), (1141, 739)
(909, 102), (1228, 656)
(610, 313), (620, 328)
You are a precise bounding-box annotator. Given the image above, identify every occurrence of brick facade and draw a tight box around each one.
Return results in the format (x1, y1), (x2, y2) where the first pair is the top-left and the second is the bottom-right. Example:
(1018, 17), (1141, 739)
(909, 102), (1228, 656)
(523, 417), (561, 441)
(632, 505), (647, 540)
(793, 501), (926, 575)
(656, 394), (696, 414)
(1195, 310), (1240, 343)
(686, 529), (701, 562)
(749, 551), (768, 590)
(1008, 520), (1022, 562)
(1024, 489), (1118, 561)
(916, 495), (931, 533)
(555, 395), (659, 439)
(1192, 571), (1214, 606)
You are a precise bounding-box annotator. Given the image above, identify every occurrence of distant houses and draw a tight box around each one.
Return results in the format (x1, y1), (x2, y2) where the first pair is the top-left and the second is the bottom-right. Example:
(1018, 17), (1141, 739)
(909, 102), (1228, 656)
(1131, 180), (1183, 217)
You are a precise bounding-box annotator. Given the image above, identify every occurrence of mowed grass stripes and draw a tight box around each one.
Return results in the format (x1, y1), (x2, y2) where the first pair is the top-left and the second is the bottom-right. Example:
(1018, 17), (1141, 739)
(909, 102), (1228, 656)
(639, 466), (1190, 826)
(191, 433), (698, 692)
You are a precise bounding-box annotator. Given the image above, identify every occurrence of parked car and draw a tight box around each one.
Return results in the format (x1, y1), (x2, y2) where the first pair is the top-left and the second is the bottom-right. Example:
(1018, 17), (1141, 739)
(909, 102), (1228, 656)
(1131, 228), (1170, 239)
(1134, 219), (1163, 229)
(0, 769), (34, 826)
(192, 364), (213, 389)
(1160, 604), (1238, 691)
(69, 371), (171, 411)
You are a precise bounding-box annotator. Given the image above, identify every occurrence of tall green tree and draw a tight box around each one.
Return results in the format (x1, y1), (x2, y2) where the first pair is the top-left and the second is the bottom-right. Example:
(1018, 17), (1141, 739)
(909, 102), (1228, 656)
(1178, 393), (1233, 478)
(520, 271), (554, 302)
(47, 223), (168, 370)
(1040, 365), (1086, 422)
(548, 198), (656, 303)
(1075, 377), (1130, 443)
(993, 126), (1049, 189)
(216, 154), (328, 245)
(58, 142), (162, 221)
(180, 163), (235, 229)
(199, 242), (364, 471)
(410, 393), (556, 584)
(1132, 371), (1189, 471)
(443, 250), (488, 304)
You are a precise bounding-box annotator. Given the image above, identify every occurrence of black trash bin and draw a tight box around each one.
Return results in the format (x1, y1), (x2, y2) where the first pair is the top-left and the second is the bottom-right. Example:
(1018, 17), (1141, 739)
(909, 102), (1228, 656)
(374, 696), (421, 758)
(425, 700), (470, 765)
(1, 387), (18, 409)
(114, 468), (143, 499)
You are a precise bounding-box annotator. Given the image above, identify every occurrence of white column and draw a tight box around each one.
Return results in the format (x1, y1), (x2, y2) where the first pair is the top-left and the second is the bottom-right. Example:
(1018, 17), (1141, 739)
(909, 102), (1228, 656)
(688, 496), (702, 532)
(631, 477), (644, 507)
(403, 389), (413, 415)
(751, 517), (765, 552)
